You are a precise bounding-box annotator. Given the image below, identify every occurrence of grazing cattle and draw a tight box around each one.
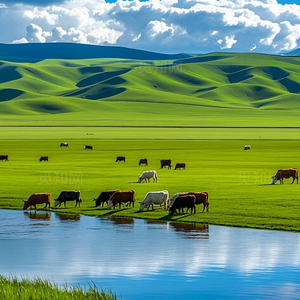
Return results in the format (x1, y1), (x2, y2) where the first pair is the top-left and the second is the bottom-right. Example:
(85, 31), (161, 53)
(94, 190), (117, 207)
(107, 190), (135, 209)
(23, 193), (51, 210)
(139, 158), (148, 166)
(174, 163), (186, 170)
(244, 145), (251, 150)
(160, 159), (172, 169)
(60, 143), (68, 147)
(137, 170), (158, 183)
(271, 168), (298, 185)
(167, 192), (188, 208)
(39, 156), (48, 162)
(139, 190), (169, 211)
(169, 195), (196, 215)
(116, 156), (126, 162)
(0, 155), (8, 161)
(85, 145), (93, 150)
(54, 190), (82, 207)
(187, 192), (209, 212)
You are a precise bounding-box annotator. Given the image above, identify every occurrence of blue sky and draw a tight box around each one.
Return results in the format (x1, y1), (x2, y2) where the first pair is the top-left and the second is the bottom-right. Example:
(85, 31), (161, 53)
(1, 0), (300, 54)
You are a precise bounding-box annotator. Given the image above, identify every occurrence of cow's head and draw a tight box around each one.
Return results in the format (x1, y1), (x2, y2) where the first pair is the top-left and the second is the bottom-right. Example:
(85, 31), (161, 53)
(23, 200), (29, 210)
(107, 200), (113, 210)
(139, 202), (146, 212)
(137, 177), (142, 183)
(271, 176), (278, 185)
(168, 206), (176, 215)
(54, 200), (61, 207)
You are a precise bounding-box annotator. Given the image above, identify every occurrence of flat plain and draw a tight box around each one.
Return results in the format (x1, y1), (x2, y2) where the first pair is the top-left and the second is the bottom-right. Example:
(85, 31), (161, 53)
(1, 135), (300, 232)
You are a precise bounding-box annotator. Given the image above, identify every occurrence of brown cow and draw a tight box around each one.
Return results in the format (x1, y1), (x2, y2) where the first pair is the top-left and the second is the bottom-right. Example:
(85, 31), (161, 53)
(272, 168), (298, 185)
(139, 158), (148, 166)
(160, 159), (172, 169)
(39, 156), (48, 162)
(85, 145), (93, 150)
(107, 190), (135, 209)
(23, 193), (51, 210)
(175, 163), (186, 170)
(0, 155), (8, 161)
(187, 192), (209, 212)
(116, 156), (125, 162)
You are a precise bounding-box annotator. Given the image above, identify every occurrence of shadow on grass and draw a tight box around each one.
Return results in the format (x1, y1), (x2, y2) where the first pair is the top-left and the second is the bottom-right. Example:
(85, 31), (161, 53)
(98, 208), (128, 217)
(159, 214), (191, 222)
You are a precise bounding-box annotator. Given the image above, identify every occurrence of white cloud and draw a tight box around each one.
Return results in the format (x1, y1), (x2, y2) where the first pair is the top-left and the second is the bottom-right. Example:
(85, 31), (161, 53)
(26, 23), (48, 43)
(221, 35), (237, 49)
(1, 0), (300, 53)
(12, 37), (28, 44)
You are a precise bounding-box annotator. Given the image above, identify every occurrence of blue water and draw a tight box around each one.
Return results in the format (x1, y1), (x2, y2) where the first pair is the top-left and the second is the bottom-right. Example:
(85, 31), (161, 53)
(0, 209), (299, 300)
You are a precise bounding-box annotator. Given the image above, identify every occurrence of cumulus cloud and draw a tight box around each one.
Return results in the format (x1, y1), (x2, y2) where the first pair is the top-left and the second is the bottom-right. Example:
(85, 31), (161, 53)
(1, 0), (300, 53)
(1, 0), (64, 6)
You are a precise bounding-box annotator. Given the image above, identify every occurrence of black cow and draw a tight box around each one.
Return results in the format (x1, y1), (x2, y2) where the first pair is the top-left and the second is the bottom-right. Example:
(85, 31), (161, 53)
(139, 158), (148, 166)
(85, 145), (93, 150)
(54, 190), (82, 208)
(116, 156), (125, 162)
(0, 155), (9, 161)
(94, 190), (116, 207)
(244, 145), (251, 150)
(169, 195), (196, 215)
(39, 156), (48, 162)
(160, 159), (172, 169)
(60, 143), (68, 147)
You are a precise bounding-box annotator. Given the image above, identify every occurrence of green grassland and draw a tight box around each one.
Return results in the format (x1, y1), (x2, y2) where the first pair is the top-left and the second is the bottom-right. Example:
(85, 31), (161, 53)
(1, 48), (300, 232)
(1, 52), (300, 126)
(0, 276), (117, 300)
(1, 126), (300, 140)
(1, 139), (300, 232)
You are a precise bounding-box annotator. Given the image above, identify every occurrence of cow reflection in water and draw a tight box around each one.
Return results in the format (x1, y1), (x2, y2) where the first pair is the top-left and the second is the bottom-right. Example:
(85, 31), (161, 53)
(56, 214), (81, 222)
(169, 223), (209, 239)
(24, 211), (51, 224)
(108, 217), (134, 226)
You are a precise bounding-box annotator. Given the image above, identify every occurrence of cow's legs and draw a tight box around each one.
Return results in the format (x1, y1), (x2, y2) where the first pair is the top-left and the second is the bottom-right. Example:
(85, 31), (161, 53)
(292, 177), (295, 184)
(64, 201), (67, 207)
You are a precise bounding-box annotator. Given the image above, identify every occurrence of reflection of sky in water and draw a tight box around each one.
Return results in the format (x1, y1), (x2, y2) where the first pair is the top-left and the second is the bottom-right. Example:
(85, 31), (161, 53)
(0, 210), (299, 300)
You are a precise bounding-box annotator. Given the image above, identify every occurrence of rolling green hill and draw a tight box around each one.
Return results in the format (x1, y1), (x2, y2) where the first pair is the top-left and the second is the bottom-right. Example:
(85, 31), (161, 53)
(1, 45), (300, 126)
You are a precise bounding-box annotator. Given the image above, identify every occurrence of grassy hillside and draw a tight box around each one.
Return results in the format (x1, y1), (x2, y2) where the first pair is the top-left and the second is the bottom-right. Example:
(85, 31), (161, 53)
(1, 48), (300, 126)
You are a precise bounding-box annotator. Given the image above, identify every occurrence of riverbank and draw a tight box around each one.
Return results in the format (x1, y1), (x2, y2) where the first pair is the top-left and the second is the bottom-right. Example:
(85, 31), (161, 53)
(0, 276), (117, 300)
(1, 139), (300, 232)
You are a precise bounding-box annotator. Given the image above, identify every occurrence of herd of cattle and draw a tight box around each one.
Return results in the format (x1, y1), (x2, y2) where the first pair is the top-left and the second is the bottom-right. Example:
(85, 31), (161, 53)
(2, 142), (299, 216)
(23, 190), (209, 215)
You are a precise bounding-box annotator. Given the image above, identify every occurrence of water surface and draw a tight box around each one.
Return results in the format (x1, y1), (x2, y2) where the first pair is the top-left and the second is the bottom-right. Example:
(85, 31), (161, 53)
(0, 210), (299, 300)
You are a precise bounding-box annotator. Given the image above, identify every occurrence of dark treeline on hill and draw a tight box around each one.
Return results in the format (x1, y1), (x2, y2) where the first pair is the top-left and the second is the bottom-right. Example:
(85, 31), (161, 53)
(0, 43), (191, 62)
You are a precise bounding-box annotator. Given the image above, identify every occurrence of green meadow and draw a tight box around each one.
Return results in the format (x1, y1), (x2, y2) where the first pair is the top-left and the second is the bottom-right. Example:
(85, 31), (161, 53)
(1, 51), (300, 127)
(1, 137), (300, 232)
(1, 47), (300, 232)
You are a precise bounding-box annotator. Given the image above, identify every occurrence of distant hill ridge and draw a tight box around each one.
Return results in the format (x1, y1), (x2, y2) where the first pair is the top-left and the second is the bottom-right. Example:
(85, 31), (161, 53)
(1, 47), (300, 127)
(0, 43), (191, 62)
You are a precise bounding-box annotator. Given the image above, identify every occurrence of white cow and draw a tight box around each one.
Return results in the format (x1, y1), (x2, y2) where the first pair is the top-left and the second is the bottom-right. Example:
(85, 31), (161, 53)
(137, 170), (158, 183)
(167, 192), (188, 208)
(139, 190), (169, 211)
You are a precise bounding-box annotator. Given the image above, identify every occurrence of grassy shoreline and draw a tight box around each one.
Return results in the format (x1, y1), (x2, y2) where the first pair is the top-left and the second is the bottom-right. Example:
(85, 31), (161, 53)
(0, 138), (300, 233)
(0, 276), (118, 300)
